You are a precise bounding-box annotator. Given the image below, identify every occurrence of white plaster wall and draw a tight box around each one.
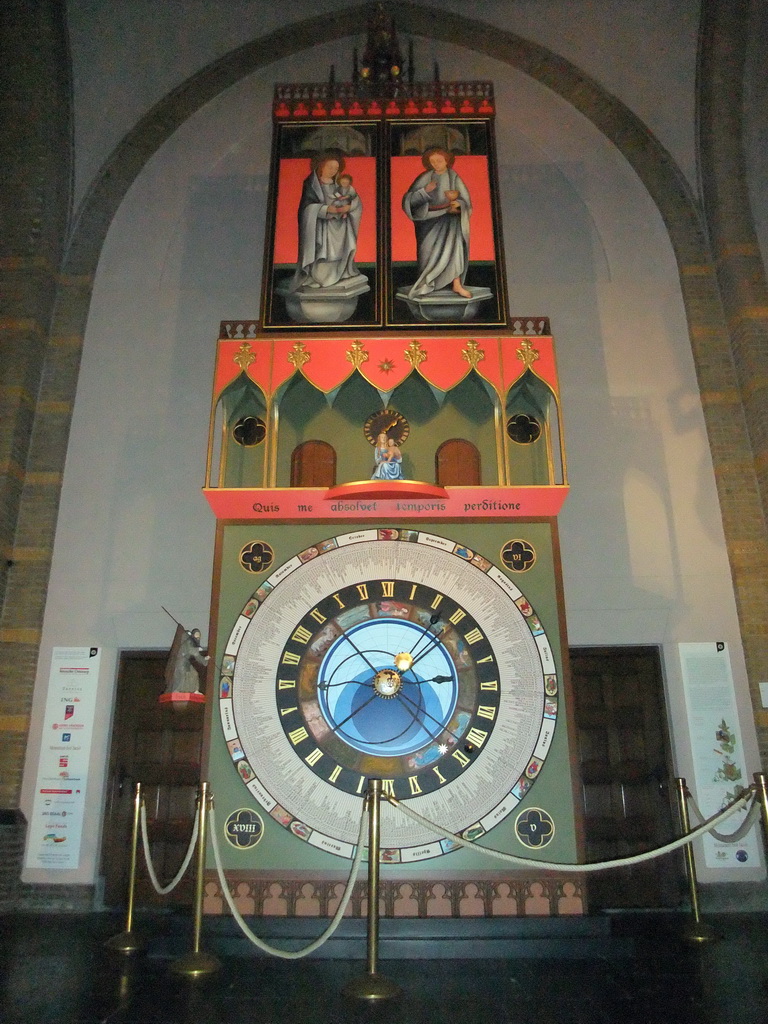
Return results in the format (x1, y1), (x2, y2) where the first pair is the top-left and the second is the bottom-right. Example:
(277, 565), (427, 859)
(23, 32), (762, 887)
(66, 0), (700, 209)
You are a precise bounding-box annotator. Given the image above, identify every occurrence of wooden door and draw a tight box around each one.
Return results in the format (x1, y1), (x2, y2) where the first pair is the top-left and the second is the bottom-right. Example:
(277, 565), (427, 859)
(290, 440), (336, 487)
(569, 646), (683, 909)
(435, 439), (481, 486)
(101, 651), (204, 907)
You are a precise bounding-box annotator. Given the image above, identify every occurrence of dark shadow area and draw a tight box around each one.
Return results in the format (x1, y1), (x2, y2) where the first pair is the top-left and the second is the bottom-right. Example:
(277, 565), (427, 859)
(2, 910), (768, 1023)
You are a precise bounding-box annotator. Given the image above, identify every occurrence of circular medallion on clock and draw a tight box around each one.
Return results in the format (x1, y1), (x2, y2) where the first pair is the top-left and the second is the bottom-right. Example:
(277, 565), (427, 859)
(222, 529), (558, 862)
(238, 540), (275, 574)
(515, 807), (555, 849)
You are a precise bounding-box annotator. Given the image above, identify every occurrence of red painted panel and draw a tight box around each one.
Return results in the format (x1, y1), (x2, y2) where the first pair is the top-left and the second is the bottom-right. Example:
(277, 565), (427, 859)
(203, 485), (569, 520)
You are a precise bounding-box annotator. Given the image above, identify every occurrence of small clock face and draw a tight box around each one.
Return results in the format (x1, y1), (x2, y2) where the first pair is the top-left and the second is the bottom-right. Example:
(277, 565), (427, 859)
(222, 530), (558, 862)
(363, 408), (410, 446)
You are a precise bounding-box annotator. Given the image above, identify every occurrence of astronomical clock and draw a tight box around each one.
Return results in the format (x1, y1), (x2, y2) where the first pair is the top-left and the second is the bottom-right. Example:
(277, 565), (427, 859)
(201, 15), (583, 918)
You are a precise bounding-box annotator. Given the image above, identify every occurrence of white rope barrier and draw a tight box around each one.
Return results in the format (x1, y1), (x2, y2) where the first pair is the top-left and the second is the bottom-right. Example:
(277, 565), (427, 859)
(208, 802), (368, 959)
(140, 800), (199, 895)
(131, 778), (763, 963)
(387, 787), (757, 873)
(686, 790), (761, 843)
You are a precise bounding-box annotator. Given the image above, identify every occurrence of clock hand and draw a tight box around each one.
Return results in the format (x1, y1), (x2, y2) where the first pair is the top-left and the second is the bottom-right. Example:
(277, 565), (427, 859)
(329, 692), (378, 731)
(319, 643), (407, 690)
(336, 716), (426, 747)
(409, 630), (449, 669)
(406, 613), (444, 664)
(405, 674), (453, 685)
(335, 631), (379, 675)
(317, 678), (374, 690)
(395, 689), (466, 744)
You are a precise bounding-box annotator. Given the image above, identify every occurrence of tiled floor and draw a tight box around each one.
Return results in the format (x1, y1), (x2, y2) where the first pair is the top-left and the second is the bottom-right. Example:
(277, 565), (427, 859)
(1, 911), (768, 1024)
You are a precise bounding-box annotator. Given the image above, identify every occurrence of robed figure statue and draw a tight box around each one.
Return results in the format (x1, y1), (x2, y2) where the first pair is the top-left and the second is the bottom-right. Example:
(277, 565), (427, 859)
(289, 154), (366, 291)
(402, 147), (472, 300)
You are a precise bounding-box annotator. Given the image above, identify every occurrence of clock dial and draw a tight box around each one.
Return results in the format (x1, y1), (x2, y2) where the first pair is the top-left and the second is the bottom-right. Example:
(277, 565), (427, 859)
(222, 529), (558, 862)
(276, 576), (500, 792)
(363, 408), (410, 446)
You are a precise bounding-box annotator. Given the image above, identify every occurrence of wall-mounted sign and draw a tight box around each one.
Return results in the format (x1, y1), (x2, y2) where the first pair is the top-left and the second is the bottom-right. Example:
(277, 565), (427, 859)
(679, 642), (760, 869)
(25, 647), (101, 870)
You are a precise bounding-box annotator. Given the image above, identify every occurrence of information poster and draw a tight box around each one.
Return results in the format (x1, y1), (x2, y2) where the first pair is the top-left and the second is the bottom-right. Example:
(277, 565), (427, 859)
(679, 642), (760, 869)
(25, 647), (101, 869)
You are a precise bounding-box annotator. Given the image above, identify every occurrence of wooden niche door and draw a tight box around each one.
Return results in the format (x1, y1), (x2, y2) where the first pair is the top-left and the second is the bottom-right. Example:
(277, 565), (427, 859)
(290, 440), (337, 487)
(435, 439), (481, 486)
(101, 651), (203, 907)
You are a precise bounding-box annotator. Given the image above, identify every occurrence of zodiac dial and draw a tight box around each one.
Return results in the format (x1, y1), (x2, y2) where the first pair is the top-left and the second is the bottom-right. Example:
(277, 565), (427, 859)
(222, 529), (558, 861)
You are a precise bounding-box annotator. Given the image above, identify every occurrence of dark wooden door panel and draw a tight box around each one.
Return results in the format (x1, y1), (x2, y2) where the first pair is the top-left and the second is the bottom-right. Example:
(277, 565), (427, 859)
(435, 439), (481, 486)
(101, 651), (203, 908)
(290, 440), (336, 487)
(569, 645), (683, 909)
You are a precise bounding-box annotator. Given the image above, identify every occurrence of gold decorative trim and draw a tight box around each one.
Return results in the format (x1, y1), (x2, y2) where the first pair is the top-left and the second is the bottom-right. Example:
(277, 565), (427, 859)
(690, 325), (725, 338)
(345, 338), (369, 370)
(24, 471), (62, 486)
(287, 342), (310, 370)
(741, 373), (768, 401)
(50, 335), (85, 348)
(1, 386), (34, 406)
(0, 256), (56, 272)
(462, 338), (485, 370)
(699, 387), (743, 404)
(717, 243), (762, 259)
(36, 401), (72, 415)
(0, 318), (45, 336)
(233, 342), (255, 372)
(679, 264), (715, 277)
(404, 339), (426, 369)
(516, 338), (540, 371)
(8, 547), (51, 562)
(0, 714), (30, 733)
(0, 628), (41, 644)
(729, 306), (768, 323)
(55, 273), (95, 288)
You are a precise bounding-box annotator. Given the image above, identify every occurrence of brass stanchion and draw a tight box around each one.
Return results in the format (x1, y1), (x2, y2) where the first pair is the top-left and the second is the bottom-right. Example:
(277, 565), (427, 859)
(170, 782), (221, 977)
(343, 779), (400, 1002)
(752, 772), (768, 859)
(105, 782), (145, 953)
(675, 777), (717, 944)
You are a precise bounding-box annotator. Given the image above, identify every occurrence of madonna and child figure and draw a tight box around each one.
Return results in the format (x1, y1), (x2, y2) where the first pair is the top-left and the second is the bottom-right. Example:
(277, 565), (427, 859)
(278, 152), (370, 325)
(371, 433), (403, 480)
(290, 154), (366, 291)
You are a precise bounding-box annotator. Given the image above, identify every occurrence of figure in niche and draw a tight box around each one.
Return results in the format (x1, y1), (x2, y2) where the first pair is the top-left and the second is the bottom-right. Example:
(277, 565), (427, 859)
(289, 153), (365, 291)
(371, 432), (403, 480)
(402, 147), (471, 299)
